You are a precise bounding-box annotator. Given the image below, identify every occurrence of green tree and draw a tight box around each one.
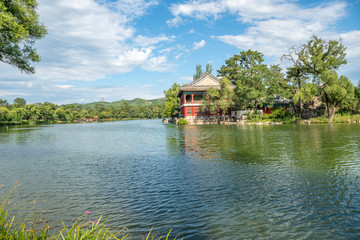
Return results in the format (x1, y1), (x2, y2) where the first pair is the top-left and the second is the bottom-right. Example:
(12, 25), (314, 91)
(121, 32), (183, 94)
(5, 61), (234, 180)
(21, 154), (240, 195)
(0, 106), (9, 121)
(53, 108), (66, 121)
(25, 104), (41, 121)
(9, 107), (26, 121)
(320, 71), (355, 122)
(300, 35), (347, 76)
(38, 102), (56, 121)
(13, 97), (26, 107)
(193, 63), (213, 80)
(0, 99), (9, 107)
(193, 64), (203, 81)
(202, 77), (234, 122)
(218, 50), (268, 110)
(218, 50), (264, 84)
(266, 65), (291, 99)
(162, 82), (180, 118)
(300, 36), (348, 121)
(0, 0), (47, 74)
(205, 63), (213, 74)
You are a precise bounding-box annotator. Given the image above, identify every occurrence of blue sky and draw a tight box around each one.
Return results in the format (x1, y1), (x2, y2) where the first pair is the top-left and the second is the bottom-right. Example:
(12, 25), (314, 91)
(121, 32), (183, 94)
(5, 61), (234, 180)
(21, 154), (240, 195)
(1, 0), (360, 104)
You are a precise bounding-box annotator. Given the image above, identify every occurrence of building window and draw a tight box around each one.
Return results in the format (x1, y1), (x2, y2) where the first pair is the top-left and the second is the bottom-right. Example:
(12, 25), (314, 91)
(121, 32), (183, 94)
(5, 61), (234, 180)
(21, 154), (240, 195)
(186, 95), (192, 103)
(186, 108), (192, 115)
(193, 95), (203, 101)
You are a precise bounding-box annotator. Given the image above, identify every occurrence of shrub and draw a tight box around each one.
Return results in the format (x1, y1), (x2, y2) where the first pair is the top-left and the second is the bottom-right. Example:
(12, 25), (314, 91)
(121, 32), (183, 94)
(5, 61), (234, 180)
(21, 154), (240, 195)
(177, 118), (189, 125)
(269, 108), (291, 119)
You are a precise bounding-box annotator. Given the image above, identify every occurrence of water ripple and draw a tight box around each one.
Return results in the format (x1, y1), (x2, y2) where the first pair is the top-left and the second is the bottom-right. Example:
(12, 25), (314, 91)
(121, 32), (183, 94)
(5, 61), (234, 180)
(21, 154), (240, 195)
(1, 121), (360, 239)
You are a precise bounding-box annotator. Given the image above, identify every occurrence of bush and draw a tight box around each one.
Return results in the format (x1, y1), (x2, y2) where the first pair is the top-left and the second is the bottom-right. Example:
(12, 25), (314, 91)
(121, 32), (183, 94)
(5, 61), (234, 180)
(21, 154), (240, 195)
(177, 118), (189, 125)
(269, 107), (291, 119)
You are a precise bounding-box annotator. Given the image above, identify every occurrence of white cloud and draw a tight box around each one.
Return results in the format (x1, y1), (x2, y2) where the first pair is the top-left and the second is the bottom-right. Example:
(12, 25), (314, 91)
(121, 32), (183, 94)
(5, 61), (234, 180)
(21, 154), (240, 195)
(55, 85), (75, 89)
(168, 0), (359, 82)
(104, 0), (159, 20)
(0, 0), (173, 83)
(168, 0), (225, 26)
(168, 0), (346, 25)
(133, 35), (173, 47)
(114, 48), (153, 69)
(169, 1), (348, 58)
(193, 40), (206, 50)
(0, 0), (176, 102)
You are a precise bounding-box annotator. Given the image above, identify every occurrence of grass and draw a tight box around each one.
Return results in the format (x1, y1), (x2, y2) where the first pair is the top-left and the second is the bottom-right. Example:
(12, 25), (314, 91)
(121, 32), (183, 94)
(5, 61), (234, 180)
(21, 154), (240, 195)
(0, 184), (182, 240)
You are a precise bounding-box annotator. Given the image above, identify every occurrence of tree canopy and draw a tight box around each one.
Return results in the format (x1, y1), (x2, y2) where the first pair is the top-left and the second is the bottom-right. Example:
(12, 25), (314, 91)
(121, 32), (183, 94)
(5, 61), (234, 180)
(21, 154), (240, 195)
(0, 0), (47, 74)
(162, 83), (180, 118)
(193, 63), (213, 80)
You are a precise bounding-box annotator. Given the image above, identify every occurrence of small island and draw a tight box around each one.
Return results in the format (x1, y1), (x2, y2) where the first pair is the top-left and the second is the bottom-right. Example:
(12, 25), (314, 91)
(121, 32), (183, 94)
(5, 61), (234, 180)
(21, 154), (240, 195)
(163, 37), (360, 125)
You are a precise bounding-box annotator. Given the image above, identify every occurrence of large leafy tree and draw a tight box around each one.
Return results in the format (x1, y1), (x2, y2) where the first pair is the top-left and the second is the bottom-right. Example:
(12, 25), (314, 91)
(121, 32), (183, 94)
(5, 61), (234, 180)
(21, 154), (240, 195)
(218, 50), (275, 110)
(162, 82), (180, 118)
(320, 71), (354, 122)
(13, 97), (26, 107)
(218, 50), (264, 84)
(0, 99), (8, 106)
(0, 106), (9, 121)
(300, 35), (347, 76)
(0, 0), (47, 74)
(300, 35), (349, 121)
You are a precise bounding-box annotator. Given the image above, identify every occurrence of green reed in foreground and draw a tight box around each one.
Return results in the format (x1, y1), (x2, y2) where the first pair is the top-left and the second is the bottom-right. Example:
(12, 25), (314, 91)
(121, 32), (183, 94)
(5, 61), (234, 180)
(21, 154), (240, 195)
(0, 184), (181, 240)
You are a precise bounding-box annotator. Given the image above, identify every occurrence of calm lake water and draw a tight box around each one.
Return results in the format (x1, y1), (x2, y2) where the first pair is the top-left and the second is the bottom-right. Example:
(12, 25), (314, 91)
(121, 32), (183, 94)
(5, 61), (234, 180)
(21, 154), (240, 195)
(1, 120), (360, 239)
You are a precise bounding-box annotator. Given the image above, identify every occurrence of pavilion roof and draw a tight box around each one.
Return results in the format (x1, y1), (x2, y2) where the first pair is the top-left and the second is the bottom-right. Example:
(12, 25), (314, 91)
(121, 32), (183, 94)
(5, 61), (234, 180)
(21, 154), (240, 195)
(178, 72), (222, 95)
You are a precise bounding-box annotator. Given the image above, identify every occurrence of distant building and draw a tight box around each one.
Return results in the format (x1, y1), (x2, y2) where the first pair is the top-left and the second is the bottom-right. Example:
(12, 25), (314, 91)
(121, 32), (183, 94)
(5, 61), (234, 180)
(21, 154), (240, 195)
(177, 72), (231, 120)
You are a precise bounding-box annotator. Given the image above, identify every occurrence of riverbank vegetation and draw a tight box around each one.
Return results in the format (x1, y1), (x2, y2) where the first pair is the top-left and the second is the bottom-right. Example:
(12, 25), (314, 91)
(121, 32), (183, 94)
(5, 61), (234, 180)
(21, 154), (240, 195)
(164, 35), (360, 124)
(0, 184), (180, 240)
(0, 98), (165, 125)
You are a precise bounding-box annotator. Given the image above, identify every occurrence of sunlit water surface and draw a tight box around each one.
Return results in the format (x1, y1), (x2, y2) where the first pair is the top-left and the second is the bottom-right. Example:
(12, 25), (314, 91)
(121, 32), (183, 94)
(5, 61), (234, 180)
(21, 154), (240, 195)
(1, 120), (360, 239)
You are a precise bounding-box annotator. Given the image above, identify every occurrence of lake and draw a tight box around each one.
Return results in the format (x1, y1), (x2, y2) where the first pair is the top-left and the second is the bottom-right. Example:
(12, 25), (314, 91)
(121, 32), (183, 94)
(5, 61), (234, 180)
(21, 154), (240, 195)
(1, 120), (360, 239)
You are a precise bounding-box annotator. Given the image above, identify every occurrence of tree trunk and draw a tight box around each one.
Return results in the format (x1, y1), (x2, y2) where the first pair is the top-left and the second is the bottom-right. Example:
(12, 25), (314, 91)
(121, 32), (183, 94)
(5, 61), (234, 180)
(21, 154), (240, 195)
(328, 106), (336, 123)
(324, 93), (336, 123)
(297, 80), (302, 119)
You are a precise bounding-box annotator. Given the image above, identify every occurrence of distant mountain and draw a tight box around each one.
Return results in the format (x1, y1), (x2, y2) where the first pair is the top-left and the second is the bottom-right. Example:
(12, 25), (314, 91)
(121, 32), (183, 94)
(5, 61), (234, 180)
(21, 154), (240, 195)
(67, 98), (165, 108)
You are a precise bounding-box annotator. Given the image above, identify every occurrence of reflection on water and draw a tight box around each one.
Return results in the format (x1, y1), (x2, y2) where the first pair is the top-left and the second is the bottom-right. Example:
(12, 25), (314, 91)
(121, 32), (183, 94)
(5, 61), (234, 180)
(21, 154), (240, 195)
(1, 121), (360, 239)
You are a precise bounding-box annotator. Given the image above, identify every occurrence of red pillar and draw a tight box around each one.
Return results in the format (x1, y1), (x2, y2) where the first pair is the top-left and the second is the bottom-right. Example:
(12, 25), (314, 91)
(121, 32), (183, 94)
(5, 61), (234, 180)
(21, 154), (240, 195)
(191, 94), (194, 103)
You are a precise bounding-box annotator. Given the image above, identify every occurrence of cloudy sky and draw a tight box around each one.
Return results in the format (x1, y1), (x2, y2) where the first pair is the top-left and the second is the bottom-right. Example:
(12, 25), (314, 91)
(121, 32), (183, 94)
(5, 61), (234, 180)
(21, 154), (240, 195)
(1, 0), (360, 104)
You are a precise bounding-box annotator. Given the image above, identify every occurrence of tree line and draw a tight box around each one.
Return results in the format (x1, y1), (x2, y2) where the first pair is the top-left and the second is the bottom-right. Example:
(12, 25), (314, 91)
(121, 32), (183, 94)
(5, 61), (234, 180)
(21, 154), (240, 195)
(164, 35), (360, 122)
(0, 98), (165, 123)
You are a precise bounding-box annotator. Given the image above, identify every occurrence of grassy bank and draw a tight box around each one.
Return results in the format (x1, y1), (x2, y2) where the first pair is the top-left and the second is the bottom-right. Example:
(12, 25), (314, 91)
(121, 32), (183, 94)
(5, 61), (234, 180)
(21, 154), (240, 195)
(0, 184), (181, 240)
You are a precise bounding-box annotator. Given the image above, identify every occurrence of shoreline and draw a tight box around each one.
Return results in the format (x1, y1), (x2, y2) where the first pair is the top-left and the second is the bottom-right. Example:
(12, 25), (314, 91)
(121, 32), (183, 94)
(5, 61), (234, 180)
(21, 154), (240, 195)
(0, 118), (162, 127)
